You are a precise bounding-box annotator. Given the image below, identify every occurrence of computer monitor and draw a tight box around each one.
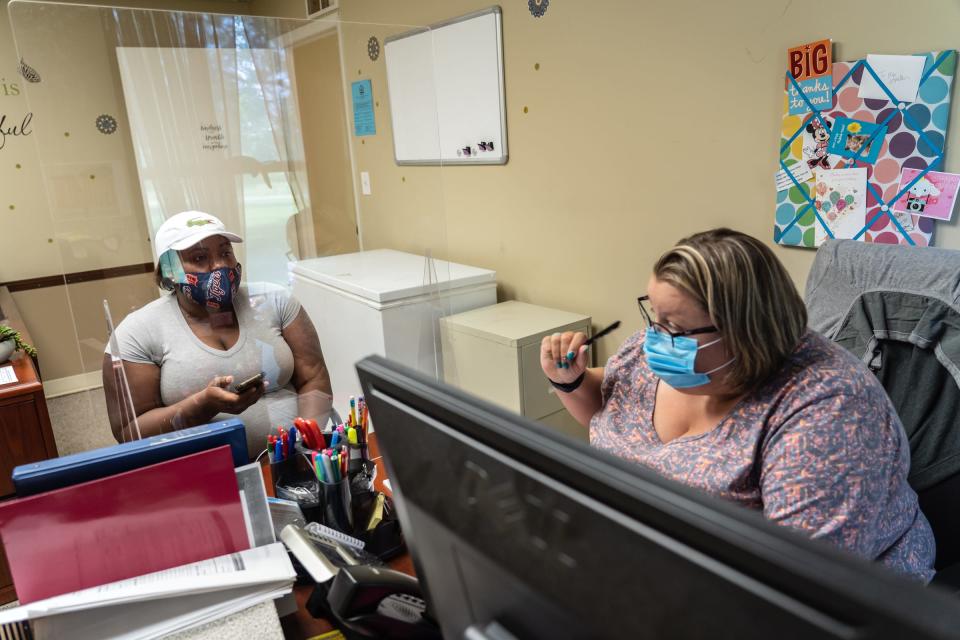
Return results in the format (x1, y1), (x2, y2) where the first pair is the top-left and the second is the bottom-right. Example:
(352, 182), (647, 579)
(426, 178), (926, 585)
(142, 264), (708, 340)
(356, 355), (960, 640)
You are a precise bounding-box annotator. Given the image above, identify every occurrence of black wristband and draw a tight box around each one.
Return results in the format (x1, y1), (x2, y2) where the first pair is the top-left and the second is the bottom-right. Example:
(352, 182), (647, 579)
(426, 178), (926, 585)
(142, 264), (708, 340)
(549, 371), (586, 393)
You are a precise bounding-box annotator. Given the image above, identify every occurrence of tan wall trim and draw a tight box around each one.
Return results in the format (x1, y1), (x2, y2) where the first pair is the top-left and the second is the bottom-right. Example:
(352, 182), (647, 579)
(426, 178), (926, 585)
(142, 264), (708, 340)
(43, 371), (104, 399)
(1, 263), (154, 293)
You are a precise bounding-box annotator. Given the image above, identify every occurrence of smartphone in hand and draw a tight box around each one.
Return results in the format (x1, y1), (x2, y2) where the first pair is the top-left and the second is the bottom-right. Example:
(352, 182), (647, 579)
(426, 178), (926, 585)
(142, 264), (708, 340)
(234, 372), (265, 394)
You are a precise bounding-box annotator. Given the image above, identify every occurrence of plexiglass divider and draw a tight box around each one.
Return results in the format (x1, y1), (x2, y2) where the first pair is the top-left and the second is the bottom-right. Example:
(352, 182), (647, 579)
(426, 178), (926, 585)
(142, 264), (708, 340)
(7, 2), (454, 462)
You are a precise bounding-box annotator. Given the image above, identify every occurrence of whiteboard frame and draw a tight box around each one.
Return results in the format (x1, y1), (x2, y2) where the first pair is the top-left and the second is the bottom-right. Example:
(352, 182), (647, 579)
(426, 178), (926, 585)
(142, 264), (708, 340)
(384, 6), (508, 166)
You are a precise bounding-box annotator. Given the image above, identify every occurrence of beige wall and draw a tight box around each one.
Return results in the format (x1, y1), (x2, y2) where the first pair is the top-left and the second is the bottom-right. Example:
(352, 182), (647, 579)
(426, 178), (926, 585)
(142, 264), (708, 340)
(11, 273), (158, 379)
(294, 30), (361, 256)
(1, 0), (264, 282)
(333, 0), (960, 363)
(10, 0), (960, 379)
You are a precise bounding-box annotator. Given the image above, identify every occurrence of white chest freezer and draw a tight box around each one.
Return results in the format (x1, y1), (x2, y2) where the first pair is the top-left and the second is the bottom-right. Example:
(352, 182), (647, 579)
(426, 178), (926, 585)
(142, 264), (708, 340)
(291, 249), (497, 404)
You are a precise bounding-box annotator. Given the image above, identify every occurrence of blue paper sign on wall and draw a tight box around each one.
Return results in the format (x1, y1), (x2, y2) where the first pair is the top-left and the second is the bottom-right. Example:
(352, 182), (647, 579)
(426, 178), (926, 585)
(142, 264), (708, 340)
(351, 79), (376, 136)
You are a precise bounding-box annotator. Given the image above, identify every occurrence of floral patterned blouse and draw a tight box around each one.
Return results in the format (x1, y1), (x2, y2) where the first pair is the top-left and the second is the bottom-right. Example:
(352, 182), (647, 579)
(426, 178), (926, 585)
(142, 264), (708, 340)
(589, 329), (936, 582)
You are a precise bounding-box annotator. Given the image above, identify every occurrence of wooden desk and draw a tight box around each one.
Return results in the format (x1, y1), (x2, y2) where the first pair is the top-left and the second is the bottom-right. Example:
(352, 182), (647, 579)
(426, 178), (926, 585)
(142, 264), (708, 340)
(0, 286), (58, 604)
(261, 433), (415, 639)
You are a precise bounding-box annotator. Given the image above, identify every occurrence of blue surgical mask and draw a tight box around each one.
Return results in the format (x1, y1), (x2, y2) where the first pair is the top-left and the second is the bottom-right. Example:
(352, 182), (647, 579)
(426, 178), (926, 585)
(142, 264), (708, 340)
(643, 328), (734, 389)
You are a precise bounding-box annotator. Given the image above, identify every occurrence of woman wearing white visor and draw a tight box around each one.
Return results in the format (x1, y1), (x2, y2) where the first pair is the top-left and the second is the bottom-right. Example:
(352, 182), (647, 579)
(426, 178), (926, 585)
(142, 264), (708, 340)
(102, 210), (332, 458)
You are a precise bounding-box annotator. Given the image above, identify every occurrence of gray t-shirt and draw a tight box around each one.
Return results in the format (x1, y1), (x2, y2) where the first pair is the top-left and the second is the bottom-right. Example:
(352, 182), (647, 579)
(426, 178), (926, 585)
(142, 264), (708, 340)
(109, 283), (302, 457)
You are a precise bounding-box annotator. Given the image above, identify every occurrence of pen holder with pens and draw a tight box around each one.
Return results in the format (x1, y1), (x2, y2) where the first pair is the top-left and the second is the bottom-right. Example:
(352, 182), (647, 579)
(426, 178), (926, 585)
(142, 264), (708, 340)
(271, 448), (357, 532)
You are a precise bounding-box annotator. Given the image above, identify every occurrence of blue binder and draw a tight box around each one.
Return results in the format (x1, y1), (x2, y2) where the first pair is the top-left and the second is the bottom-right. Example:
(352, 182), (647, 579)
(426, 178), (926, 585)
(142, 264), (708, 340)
(11, 419), (248, 496)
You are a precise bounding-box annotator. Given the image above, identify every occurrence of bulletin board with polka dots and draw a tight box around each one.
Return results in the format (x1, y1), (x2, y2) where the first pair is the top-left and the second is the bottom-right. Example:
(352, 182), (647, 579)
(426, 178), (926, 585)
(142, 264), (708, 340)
(775, 50), (956, 248)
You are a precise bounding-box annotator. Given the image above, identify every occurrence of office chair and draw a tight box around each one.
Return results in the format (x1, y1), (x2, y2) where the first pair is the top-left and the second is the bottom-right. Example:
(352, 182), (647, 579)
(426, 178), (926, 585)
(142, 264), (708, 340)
(806, 239), (960, 592)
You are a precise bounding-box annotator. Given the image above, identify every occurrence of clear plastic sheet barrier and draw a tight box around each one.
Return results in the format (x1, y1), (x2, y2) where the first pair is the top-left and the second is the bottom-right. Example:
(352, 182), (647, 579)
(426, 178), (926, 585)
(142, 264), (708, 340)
(7, 2), (454, 458)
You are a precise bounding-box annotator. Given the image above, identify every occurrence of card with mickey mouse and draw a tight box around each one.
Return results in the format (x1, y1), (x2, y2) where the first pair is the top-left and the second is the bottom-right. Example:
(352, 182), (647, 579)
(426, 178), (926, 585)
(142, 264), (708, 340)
(827, 117), (887, 164)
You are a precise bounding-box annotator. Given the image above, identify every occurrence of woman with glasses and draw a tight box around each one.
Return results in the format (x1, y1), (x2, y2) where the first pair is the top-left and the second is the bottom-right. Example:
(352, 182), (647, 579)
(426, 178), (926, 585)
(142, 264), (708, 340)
(540, 228), (935, 582)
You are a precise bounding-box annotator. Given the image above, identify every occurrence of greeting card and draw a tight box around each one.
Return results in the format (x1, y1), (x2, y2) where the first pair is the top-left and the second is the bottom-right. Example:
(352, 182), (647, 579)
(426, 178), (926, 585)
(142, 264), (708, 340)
(801, 116), (833, 170)
(892, 169), (960, 221)
(814, 168), (867, 244)
(787, 39), (833, 116)
(858, 54), (925, 102)
(826, 117), (887, 164)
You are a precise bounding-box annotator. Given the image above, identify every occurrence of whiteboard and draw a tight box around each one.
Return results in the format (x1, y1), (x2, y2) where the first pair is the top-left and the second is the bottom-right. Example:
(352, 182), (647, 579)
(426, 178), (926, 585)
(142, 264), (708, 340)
(384, 7), (508, 165)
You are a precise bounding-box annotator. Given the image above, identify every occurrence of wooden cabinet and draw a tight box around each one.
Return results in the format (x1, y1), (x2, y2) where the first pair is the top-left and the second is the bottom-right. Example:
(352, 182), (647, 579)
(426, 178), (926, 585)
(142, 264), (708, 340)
(0, 287), (58, 604)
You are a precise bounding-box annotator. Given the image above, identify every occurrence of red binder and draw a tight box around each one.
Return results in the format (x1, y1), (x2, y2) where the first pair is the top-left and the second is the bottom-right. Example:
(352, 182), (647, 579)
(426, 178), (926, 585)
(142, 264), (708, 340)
(0, 445), (249, 603)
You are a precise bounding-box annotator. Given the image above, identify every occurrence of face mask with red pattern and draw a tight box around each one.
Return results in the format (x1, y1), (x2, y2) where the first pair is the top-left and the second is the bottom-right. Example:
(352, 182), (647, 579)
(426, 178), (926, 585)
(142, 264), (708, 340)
(178, 264), (242, 310)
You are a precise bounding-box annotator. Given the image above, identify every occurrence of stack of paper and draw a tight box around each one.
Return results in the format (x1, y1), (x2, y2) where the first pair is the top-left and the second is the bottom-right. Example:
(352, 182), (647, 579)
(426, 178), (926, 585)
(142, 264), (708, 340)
(0, 543), (295, 640)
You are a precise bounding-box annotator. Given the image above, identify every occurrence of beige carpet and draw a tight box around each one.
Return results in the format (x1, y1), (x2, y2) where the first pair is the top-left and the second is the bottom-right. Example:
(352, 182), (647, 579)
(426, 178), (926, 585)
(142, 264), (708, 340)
(46, 387), (117, 456)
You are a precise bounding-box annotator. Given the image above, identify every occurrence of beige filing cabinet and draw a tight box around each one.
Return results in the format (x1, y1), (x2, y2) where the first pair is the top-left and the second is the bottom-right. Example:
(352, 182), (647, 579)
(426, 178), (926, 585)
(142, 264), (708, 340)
(440, 301), (591, 441)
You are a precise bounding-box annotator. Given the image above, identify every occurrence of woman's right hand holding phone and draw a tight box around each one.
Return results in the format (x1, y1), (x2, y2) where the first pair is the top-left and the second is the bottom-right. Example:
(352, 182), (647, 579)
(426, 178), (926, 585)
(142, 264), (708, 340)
(201, 375), (267, 415)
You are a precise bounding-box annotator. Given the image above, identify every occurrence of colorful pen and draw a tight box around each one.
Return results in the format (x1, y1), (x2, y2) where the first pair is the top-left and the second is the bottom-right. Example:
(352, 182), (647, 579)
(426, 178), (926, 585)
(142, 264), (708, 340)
(289, 424), (298, 450)
(321, 453), (335, 483)
(312, 451), (323, 481)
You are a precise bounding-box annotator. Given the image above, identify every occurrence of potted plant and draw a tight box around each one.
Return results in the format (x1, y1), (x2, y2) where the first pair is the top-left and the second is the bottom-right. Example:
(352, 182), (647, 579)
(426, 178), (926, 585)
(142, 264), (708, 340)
(0, 325), (37, 364)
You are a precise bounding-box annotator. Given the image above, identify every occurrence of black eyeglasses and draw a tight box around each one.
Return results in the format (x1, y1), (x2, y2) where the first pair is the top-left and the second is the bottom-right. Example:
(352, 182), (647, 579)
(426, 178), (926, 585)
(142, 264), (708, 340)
(637, 295), (717, 345)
